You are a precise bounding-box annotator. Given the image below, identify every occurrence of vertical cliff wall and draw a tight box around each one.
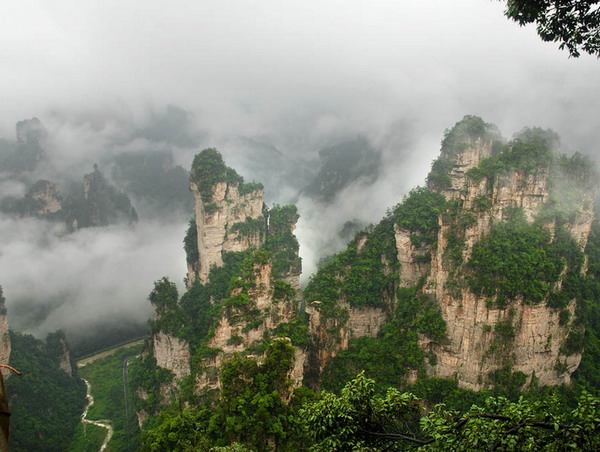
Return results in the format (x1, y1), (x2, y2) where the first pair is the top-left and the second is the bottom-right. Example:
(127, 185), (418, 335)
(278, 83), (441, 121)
(303, 224), (399, 386)
(420, 118), (596, 390)
(195, 253), (304, 391)
(45, 330), (75, 376)
(305, 116), (597, 392)
(186, 149), (266, 285)
(189, 180), (265, 285)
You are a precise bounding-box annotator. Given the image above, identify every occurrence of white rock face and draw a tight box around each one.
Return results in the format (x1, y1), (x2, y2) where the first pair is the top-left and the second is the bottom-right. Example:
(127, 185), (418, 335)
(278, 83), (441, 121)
(135, 389), (149, 428)
(290, 348), (307, 389)
(56, 338), (73, 376)
(395, 225), (430, 287)
(189, 181), (264, 285)
(153, 331), (191, 381)
(197, 260), (303, 390)
(423, 293), (580, 390)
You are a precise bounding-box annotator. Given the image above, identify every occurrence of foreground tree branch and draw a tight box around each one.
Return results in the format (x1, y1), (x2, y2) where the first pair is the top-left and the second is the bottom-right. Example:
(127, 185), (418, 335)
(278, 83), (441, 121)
(502, 0), (600, 57)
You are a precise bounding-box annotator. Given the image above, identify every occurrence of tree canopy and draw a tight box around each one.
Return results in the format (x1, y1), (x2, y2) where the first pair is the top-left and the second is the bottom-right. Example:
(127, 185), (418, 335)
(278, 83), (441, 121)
(304, 373), (600, 451)
(503, 0), (600, 57)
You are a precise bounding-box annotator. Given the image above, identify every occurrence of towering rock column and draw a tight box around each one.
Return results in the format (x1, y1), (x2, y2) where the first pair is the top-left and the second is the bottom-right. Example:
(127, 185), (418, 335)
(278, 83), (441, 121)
(187, 149), (266, 285)
(422, 120), (596, 390)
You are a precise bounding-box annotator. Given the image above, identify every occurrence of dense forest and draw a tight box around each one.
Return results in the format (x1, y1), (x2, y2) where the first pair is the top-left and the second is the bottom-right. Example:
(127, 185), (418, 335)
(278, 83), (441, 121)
(6, 331), (86, 452)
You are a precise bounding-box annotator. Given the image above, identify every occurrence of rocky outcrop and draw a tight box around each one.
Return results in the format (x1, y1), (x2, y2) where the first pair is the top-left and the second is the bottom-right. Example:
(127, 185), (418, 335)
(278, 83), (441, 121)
(65, 165), (138, 231)
(197, 259), (303, 390)
(28, 180), (62, 216)
(421, 293), (580, 390)
(189, 181), (264, 285)
(421, 133), (593, 390)
(45, 330), (75, 376)
(304, 225), (398, 386)
(0, 318), (10, 378)
(438, 137), (494, 201)
(0, 179), (63, 219)
(306, 301), (388, 381)
(55, 339), (73, 376)
(139, 150), (305, 406)
(153, 331), (191, 381)
(395, 225), (430, 287)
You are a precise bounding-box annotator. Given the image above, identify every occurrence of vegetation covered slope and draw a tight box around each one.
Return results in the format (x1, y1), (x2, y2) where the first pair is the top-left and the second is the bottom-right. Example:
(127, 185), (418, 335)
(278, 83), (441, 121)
(7, 331), (86, 452)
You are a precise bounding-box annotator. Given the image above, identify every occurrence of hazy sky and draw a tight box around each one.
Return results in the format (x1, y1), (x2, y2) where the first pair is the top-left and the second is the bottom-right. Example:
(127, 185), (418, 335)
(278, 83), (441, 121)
(1, 1), (598, 148)
(0, 0), (598, 341)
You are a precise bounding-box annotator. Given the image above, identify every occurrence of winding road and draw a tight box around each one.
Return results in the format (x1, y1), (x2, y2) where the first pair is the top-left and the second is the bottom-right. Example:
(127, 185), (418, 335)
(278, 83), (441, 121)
(81, 378), (114, 451)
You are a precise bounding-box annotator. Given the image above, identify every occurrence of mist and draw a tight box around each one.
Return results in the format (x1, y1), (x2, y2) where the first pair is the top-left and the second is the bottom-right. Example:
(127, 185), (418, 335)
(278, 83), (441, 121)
(1, 0), (599, 346)
(0, 214), (186, 345)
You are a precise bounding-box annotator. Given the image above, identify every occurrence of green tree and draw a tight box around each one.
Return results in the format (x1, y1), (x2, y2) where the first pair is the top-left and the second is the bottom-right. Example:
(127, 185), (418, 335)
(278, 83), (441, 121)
(141, 340), (307, 451)
(303, 372), (422, 451)
(503, 0), (600, 57)
(303, 373), (600, 451)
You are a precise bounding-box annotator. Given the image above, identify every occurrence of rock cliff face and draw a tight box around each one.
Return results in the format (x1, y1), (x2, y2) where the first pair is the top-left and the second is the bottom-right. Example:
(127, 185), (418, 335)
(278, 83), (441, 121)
(55, 338), (74, 376)
(188, 180), (265, 285)
(305, 117), (596, 392)
(142, 122), (597, 405)
(306, 301), (387, 378)
(395, 225), (430, 287)
(153, 331), (191, 381)
(197, 258), (303, 390)
(419, 127), (595, 390)
(66, 164), (138, 231)
(45, 330), (76, 376)
(304, 225), (398, 386)
(141, 149), (305, 405)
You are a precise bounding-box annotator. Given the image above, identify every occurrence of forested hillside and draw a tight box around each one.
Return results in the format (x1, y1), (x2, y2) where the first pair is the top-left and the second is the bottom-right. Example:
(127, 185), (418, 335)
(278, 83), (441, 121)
(129, 116), (600, 450)
(6, 331), (86, 452)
